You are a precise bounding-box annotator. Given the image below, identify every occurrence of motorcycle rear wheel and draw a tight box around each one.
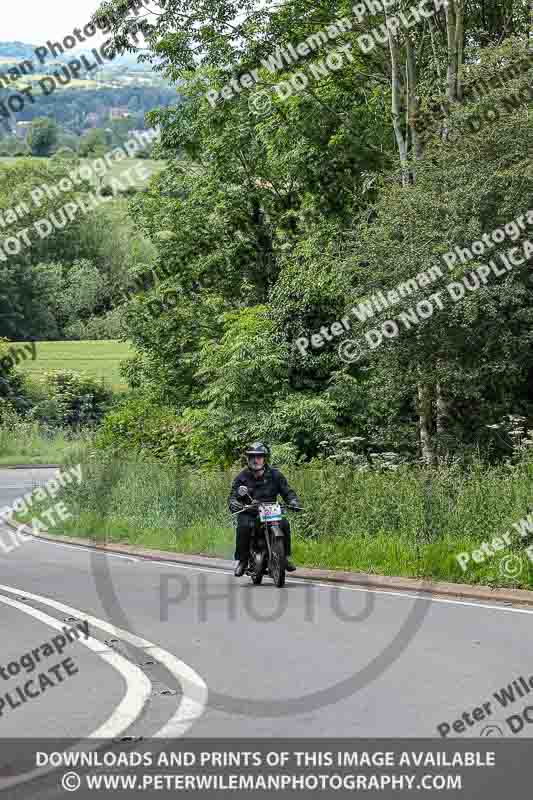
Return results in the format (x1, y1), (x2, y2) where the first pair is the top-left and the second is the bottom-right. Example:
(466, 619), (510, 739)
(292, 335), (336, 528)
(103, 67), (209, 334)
(270, 538), (286, 588)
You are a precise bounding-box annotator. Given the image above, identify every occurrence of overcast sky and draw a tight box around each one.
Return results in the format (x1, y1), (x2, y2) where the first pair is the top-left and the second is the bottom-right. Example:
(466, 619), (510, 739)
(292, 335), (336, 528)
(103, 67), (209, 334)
(3, 1), (158, 46)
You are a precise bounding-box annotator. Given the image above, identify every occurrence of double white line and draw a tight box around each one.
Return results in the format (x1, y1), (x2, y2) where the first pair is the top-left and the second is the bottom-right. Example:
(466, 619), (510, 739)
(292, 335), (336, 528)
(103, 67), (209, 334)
(0, 582), (208, 790)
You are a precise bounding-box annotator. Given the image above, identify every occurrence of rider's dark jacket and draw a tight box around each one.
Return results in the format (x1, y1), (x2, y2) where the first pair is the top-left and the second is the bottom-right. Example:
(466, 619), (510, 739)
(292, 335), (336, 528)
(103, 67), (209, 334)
(228, 466), (299, 511)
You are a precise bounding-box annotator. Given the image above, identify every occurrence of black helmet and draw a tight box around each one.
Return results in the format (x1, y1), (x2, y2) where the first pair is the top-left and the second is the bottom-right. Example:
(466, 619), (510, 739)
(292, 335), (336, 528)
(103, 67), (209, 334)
(245, 442), (270, 471)
(245, 442), (270, 459)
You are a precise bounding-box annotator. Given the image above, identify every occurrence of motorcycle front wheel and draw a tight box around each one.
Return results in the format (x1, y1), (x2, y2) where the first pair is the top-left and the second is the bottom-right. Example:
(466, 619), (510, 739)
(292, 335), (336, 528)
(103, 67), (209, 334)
(251, 550), (265, 585)
(270, 537), (286, 588)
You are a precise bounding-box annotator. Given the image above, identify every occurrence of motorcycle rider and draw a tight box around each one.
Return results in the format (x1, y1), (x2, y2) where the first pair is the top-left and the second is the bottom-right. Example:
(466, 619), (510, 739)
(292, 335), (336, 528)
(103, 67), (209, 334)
(228, 442), (301, 577)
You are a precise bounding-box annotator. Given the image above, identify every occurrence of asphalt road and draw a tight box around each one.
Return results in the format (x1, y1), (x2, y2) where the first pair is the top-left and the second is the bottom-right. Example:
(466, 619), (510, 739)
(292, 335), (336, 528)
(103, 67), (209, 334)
(2, 467), (533, 796)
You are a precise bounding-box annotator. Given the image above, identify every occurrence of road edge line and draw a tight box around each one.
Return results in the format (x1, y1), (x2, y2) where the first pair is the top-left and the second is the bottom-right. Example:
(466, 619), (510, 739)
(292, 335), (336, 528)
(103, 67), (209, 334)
(8, 520), (533, 608)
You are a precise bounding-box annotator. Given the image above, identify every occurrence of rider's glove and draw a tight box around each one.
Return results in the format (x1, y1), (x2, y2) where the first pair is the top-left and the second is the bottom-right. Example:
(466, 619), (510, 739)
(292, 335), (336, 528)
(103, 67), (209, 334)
(229, 499), (244, 513)
(288, 498), (301, 510)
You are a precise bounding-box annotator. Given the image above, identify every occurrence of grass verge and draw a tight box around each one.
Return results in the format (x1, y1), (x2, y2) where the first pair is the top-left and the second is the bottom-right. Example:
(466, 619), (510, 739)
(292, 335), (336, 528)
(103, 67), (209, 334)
(0, 424), (91, 466)
(14, 457), (533, 591)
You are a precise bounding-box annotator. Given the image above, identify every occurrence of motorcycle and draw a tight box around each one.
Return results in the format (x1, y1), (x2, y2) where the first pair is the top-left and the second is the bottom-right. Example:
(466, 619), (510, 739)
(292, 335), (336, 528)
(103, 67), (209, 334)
(232, 486), (304, 588)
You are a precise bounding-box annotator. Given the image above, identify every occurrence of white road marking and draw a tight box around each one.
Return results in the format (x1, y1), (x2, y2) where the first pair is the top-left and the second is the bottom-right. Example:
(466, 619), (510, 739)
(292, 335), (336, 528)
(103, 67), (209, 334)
(5, 524), (533, 614)
(0, 593), (151, 735)
(0, 582), (208, 737)
(34, 539), (139, 562)
(140, 557), (533, 615)
(0, 593), (151, 791)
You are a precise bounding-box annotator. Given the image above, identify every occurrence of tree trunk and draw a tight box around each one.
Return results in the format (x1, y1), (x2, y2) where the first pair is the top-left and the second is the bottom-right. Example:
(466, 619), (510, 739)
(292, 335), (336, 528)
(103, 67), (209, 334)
(428, 17), (442, 80)
(436, 382), (449, 435)
(417, 382), (436, 465)
(455, 0), (465, 101)
(405, 35), (422, 161)
(445, 0), (465, 102)
(435, 379), (451, 461)
(445, 0), (458, 101)
(387, 22), (410, 184)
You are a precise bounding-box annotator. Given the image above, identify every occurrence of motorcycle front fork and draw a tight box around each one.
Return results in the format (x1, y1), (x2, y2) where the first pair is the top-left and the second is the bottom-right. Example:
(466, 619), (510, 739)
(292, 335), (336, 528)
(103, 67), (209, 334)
(250, 525), (282, 569)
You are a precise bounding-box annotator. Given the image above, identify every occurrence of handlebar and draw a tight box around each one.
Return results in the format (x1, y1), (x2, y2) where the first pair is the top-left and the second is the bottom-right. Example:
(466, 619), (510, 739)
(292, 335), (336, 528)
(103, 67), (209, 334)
(231, 504), (257, 516)
(231, 503), (305, 516)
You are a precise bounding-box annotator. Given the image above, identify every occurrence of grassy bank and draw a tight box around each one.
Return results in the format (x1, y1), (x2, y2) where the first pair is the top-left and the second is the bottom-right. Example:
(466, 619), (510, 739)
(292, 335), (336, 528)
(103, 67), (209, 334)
(0, 423), (91, 466)
(20, 457), (533, 590)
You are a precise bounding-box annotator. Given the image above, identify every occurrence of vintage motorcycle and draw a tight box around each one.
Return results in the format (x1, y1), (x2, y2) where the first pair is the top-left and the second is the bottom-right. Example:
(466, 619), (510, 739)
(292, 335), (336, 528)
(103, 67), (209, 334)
(232, 486), (303, 588)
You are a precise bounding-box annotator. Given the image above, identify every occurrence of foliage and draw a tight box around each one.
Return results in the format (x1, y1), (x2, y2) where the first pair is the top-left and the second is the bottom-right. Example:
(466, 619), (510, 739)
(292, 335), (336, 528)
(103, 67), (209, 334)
(0, 156), (157, 341)
(0, 338), (31, 417)
(95, 395), (187, 461)
(4, 0), (533, 470)
(27, 118), (59, 157)
(29, 370), (113, 429)
(54, 260), (107, 326)
(78, 129), (110, 157)
(64, 307), (127, 341)
(35, 454), (533, 590)
(88, 0), (532, 466)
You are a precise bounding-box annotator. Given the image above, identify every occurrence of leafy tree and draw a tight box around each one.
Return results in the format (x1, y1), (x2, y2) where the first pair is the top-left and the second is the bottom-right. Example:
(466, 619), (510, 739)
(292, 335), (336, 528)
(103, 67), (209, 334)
(78, 128), (109, 157)
(27, 118), (60, 157)
(55, 260), (107, 325)
(89, 0), (533, 466)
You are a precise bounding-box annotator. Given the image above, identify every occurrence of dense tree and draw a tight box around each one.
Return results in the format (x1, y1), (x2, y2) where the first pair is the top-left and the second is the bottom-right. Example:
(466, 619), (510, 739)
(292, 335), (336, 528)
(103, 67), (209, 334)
(7, 0), (529, 466)
(91, 0), (532, 465)
(27, 118), (59, 157)
(78, 129), (109, 157)
(0, 159), (157, 340)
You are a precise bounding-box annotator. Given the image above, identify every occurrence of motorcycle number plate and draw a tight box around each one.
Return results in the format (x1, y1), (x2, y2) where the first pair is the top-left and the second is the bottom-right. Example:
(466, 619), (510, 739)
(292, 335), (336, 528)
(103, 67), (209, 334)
(259, 503), (282, 522)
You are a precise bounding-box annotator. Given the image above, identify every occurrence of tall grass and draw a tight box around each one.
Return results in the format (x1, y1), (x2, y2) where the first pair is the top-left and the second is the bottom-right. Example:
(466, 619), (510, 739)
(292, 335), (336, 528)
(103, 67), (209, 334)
(0, 421), (91, 465)
(34, 457), (533, 590)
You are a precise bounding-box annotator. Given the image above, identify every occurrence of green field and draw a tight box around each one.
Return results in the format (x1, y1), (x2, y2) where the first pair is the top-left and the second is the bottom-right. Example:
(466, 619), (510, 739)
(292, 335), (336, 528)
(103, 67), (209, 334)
(0, 156), (164, 191)
(18, 340), (133, 392)
(100, 158), (163, 189)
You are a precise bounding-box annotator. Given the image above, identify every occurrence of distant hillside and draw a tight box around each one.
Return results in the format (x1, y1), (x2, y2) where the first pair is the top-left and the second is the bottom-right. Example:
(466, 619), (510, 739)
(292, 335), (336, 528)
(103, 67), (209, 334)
(0, 41), (161, 74)
(0, 40), (178, 141)
(0, 41), (35, 61)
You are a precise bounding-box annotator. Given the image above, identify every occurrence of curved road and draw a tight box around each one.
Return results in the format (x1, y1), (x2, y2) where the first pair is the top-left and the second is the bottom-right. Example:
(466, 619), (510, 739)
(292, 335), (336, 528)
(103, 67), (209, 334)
(1, 467), (533, 795)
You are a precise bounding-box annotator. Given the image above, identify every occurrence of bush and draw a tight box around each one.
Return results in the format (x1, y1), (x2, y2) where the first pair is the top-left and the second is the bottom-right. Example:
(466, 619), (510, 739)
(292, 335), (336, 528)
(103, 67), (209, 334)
(30, 370), (113, 429)
(0, 339), (32, 416)
(64, 307), (126, 340)
(95, 396), (188, 461)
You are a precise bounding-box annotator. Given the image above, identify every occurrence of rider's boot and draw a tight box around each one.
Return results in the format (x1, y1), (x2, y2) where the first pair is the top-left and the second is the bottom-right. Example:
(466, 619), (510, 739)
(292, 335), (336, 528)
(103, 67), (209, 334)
(286, 559), (296, 572)
(234, 560), (247, 577)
